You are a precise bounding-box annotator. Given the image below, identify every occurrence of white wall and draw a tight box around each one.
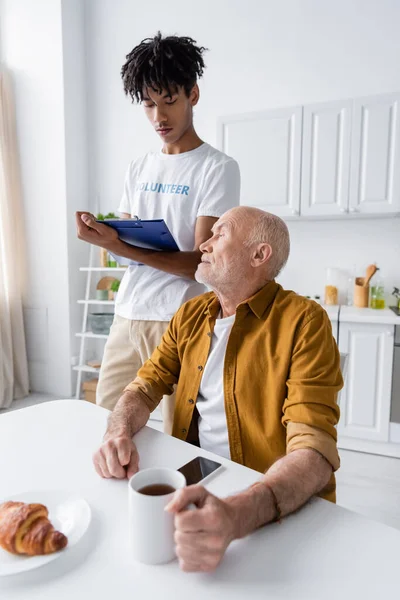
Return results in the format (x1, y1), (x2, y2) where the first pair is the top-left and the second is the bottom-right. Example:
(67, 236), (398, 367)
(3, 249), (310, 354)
(84, 0), (400, 298)
(61, 0), (90, 371)
(0, 0), (88, 395)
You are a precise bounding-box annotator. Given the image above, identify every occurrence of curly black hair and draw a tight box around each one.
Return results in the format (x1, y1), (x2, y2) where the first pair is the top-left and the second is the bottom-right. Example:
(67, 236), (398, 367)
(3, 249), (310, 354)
(121, 32), (207, 103)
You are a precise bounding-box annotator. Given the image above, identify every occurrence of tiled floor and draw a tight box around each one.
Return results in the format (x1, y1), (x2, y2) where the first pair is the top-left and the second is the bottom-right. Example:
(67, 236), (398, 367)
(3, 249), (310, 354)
(2, 394), (400, 531)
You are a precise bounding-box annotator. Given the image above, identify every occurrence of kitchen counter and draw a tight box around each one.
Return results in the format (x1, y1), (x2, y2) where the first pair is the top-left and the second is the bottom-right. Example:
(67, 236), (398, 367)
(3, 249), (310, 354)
(290, 303), (399, 325)
(339, 306), (400, 325)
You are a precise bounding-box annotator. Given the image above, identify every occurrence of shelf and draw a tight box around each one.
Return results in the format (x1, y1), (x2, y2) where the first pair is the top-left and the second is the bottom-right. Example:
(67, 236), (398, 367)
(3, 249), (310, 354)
(77, 300), (115, 305)
(80, 267), (126, 272)
(72, 365), (100, 373)
(76, 332), (109, 340)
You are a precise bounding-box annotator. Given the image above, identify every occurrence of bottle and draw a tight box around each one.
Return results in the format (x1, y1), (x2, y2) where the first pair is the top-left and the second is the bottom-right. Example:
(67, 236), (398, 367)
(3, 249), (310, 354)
(346, 264), (357, 306)
(370, 274), (385, 309)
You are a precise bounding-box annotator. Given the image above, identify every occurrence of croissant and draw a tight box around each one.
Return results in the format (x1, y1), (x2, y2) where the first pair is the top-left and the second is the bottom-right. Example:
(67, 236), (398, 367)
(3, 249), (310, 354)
(0, 501), (68, 556)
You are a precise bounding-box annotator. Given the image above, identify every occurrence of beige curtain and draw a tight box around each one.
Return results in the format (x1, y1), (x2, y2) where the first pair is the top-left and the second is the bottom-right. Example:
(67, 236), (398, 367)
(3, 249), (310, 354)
(0, 66), (29, 408)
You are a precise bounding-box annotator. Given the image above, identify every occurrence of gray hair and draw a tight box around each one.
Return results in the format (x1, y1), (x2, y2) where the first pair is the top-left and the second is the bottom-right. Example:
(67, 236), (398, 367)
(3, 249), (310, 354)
(243, 211), (290, 279)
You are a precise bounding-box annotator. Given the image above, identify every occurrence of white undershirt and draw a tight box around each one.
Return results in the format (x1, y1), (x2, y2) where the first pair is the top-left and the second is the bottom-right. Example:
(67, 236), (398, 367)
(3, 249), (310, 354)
(196, 313), (235, 459)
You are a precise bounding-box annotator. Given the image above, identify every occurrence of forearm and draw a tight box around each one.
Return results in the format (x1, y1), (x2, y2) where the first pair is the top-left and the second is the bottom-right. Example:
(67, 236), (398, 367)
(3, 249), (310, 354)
(104, 390), (150, 440)
(108, 239), (201, 280)
(226, 449), (332, 539)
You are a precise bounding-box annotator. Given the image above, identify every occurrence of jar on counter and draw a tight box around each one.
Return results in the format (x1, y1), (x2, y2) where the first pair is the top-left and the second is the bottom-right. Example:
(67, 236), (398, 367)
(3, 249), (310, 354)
(370, 274), (385, 309)
(324, 267), (340, 305)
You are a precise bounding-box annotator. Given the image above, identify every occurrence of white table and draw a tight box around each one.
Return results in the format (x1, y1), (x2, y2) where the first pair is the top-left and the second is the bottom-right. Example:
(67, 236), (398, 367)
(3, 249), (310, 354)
(0, 400), (399, 600)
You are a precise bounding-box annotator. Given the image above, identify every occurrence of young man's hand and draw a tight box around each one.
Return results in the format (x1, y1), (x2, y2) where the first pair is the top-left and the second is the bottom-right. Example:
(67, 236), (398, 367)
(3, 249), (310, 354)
(76, 212), (119, 249)
(166, 486), (237, 572)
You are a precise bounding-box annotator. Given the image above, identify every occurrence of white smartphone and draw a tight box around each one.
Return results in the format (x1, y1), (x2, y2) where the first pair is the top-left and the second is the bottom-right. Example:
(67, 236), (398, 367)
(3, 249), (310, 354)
(178, 456), (223, 485)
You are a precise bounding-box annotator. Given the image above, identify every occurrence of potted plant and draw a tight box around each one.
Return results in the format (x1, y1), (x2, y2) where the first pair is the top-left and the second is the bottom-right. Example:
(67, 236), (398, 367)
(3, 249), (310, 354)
(110, 279), (120, 301)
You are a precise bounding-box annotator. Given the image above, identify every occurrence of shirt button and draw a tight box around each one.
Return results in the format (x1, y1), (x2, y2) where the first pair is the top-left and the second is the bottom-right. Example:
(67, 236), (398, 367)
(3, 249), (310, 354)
(198, 365), (203, 371)
(207, 332), (212, 337)
(182, 428), (187, 434)
(188, 399), (194, 404)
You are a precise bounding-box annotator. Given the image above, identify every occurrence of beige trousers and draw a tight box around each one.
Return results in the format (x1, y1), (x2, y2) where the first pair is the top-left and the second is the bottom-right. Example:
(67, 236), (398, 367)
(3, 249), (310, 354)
(96, 315), (175, 434)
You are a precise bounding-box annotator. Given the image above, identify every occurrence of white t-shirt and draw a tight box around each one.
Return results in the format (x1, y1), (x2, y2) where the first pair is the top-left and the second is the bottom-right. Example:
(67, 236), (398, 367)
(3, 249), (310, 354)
(116, 143), (240, 321)
(196, 313), (235, 459)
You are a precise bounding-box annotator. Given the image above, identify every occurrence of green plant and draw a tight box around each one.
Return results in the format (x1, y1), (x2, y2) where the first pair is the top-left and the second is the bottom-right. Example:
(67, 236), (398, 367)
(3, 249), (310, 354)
(96, 212), (119, 221)
(110, 280), (120, 292)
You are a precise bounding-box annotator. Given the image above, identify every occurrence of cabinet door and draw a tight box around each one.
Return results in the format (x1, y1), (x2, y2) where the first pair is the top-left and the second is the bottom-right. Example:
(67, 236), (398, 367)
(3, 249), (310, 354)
(349, 93), (400, 215)
(218, 107), (302, 218)
(338, 322), (394, 441)
(301, 100), (352, 216)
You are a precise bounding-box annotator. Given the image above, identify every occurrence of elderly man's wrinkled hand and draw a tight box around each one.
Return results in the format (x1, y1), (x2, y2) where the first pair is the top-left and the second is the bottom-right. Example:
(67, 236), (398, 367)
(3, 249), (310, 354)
(93, 434), (139, 480)
(76, 211), (119, 249)
(166, 485), (237, 572)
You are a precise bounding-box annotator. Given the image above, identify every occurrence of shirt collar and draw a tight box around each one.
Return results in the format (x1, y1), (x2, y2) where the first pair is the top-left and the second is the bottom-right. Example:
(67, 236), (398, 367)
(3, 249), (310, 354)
(245, 280), (280, 319)
(204, 281), (280, 320)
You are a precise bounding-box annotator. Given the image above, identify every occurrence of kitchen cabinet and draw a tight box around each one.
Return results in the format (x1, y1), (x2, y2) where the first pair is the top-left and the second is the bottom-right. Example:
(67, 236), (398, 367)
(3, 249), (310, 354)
(219, 92), (400, 219)
(301, 100), (352, 217)
(218, 106), (302, 218)
(337, 321), (394, 442)
(349, 93), (400, 215)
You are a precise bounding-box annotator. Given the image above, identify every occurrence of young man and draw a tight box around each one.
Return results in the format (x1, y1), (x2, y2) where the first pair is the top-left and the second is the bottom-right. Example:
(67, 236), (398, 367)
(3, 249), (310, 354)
(76, 33), (240, 432)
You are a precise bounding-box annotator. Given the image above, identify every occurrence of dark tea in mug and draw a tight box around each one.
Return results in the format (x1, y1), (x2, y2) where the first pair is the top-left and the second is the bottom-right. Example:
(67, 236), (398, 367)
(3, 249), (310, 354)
(138, 484), (176, 496)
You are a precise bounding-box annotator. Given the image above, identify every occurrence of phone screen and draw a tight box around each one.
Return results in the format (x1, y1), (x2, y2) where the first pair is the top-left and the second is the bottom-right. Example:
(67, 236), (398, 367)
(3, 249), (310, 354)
(178, 456), (222, 486)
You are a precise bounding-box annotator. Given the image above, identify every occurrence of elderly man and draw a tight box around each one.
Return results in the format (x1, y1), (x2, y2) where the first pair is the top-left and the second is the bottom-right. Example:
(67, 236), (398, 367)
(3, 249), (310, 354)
(93, 206), (343, 572)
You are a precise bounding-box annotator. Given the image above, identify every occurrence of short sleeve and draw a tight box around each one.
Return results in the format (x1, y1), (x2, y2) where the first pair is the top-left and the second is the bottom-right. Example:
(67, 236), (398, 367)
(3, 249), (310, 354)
(197, 159), (241, 218)
(117, 162), (135, 215)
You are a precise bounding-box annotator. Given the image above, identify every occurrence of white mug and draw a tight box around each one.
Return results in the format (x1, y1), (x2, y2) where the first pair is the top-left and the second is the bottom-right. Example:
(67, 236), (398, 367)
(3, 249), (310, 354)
(128, 467), (187, 565)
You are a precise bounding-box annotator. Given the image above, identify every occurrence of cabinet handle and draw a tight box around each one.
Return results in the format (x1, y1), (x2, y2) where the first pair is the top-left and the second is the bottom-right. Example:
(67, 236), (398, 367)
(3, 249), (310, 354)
(340, 207), (348, 213)
(291, 209), (300, 216)
(387, 331), (394, 337)
(349, 207), (358, 213)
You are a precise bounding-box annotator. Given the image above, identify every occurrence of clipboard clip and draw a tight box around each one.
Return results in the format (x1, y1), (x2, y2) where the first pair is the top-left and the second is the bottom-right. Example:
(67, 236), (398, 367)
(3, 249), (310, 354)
(130, 215), (142, 228)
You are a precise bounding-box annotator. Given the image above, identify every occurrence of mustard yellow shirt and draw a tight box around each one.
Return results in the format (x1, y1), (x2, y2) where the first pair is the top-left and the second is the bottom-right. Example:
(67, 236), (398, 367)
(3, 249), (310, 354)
(126, 281), (343, 502)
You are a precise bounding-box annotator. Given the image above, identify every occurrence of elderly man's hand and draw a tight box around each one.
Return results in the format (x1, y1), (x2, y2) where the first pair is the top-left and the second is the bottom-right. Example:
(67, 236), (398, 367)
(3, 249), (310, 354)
(166, 485), (237, 572)
(93, 434), (139, 479)
(76, 211), (119, 249)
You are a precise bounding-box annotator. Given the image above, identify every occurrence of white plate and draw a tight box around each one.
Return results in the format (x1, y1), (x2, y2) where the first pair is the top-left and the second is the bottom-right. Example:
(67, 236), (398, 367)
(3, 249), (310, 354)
(0, 490), (91, 576)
